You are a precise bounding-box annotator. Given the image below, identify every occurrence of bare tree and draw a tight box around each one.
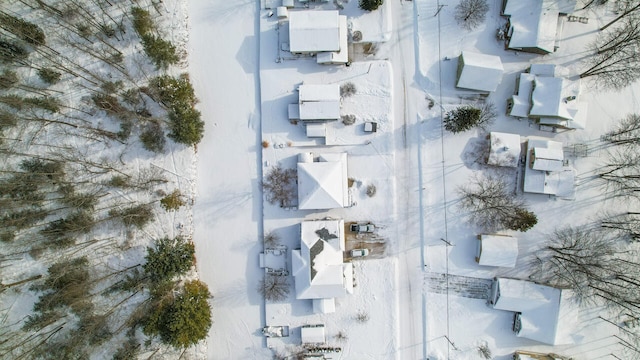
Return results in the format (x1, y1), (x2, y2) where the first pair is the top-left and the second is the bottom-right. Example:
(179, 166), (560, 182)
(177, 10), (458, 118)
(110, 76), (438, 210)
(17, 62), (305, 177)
(258, 275), (290, 302)
(457, 174), (537, 232)
(598, 147), (640, 198)
(601, 0), (640, 31)
(454, 0), (489, 31)
(531, 225), (640, 311)
(603, 113), (640, 145)
(581, 19), (640, 89)
(261, 165), (297, 207)
(601, 211), (640, 242)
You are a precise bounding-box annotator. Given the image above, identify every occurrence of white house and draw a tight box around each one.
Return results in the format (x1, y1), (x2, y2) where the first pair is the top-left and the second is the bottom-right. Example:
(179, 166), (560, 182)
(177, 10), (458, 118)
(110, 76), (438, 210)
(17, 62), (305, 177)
(475, 234), (518, 268)
(507, 65), (587, 130)
(456, 51), (504, 93)
(501, 0), (577, 54)
(288, 10), (348, 64)
(523, 138), (576, 198)
(297, 153), (349, 210)
(291, 219), (354, 313)
(487, 132), (521, 167)
(490, 277), (580, 345)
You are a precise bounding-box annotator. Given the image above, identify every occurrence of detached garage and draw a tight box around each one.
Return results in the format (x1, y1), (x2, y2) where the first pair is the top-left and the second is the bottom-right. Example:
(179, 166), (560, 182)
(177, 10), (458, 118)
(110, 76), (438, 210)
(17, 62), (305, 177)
(456, 51), (504, 93)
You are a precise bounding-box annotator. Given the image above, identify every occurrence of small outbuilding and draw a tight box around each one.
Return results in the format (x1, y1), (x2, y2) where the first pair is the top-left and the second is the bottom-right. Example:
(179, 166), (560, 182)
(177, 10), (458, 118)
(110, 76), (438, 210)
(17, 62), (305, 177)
(301, 324), (326, 344)
(456, 51), (504, 93)
(487, 132), (521, 167)
(476, 234), (518, 268)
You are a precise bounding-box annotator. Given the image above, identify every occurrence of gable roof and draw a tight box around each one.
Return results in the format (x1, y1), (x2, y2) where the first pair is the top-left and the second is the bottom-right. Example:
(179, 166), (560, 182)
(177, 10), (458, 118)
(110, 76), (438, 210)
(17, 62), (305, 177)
(503, 0), (576, 53)
(531, 147), (564, 172)
(508, 66), (586, 129)
(456, 51), (504, 92)
(297, 84), (341, 120)
(291, 219), (353, 300)
(297, 153), (348, 210)
(492, 278), (578, 345)
(289, 11), (340, 53)
(529, 77), (574, 120)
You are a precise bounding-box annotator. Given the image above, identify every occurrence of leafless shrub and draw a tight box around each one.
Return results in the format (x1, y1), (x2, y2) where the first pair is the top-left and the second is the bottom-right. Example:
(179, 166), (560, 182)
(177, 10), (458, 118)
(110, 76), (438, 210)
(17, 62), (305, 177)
(264, 231), (281, 247)
(342, 114), (356, 125)
(366, 184), (376, 197)
(334, 330), (348, 342)
(355, 310), (369, 323)
(352, 30), (363, 42)
(340, 82), (356, 98)
(477, 343), (492, 359)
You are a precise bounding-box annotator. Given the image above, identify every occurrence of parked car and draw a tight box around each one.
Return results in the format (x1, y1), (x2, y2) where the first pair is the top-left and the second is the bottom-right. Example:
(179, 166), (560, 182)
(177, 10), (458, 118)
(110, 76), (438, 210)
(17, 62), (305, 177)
(350, 223), (375, 233)
(350, 249), (370, 257)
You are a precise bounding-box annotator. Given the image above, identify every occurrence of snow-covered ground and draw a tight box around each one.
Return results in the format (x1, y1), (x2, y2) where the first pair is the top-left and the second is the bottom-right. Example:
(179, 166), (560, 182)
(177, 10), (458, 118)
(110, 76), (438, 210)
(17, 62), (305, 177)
(190, 0), (640, 359)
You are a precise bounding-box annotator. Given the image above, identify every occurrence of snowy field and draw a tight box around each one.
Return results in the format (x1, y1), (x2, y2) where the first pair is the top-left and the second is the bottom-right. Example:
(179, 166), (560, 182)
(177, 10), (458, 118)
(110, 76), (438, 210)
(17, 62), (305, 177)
(189, 0), (640, 359)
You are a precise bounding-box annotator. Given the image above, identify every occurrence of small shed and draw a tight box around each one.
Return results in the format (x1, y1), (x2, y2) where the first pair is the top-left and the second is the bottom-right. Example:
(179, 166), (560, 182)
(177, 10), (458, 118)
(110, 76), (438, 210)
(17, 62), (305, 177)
(487, 132), (521, 167)
(476, 234), (518, 268)
(301, 324), (326, 344)
(456, 51), (504, 92)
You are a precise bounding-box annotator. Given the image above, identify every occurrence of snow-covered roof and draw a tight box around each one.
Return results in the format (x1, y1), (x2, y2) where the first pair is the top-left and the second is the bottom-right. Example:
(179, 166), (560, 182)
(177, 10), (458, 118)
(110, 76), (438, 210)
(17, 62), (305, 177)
(291, 219), (354, 301)
(301, 324), (326, 344)
(531, 147), (564, 171)
(316, 15), (348, 64)
(477, 235), (518, 268)
(530, 77), (573, 120)
(296, 84), (341, 121)
(491, 278), (578, 345)
(313, 298), (335, 314)
(524, 139), (576, 197)
(297, 153), (348, 209)
(306, 123), (326, 138)
(503, 0), (576, 54)
(488, 132), (521, 167)
(508, 68), (586, 129)
(529, 64), (556, 76)
(509, 73), (535, 118)
(539, 101), (588, 130)
(289, 11), (340, 53)
(456, 51), (504, 92)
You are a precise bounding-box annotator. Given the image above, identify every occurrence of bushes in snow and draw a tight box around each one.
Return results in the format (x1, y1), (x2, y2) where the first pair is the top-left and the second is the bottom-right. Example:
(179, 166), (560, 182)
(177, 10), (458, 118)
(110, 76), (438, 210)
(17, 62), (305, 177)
(359, 0), (384, 11)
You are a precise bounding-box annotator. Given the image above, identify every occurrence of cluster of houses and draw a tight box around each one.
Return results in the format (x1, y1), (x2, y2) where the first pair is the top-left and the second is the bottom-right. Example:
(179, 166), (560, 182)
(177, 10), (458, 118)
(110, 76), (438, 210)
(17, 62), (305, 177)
(260, 3), (375, 356)
(260, 0), (588, 353)
(460, 0), (586, 348)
